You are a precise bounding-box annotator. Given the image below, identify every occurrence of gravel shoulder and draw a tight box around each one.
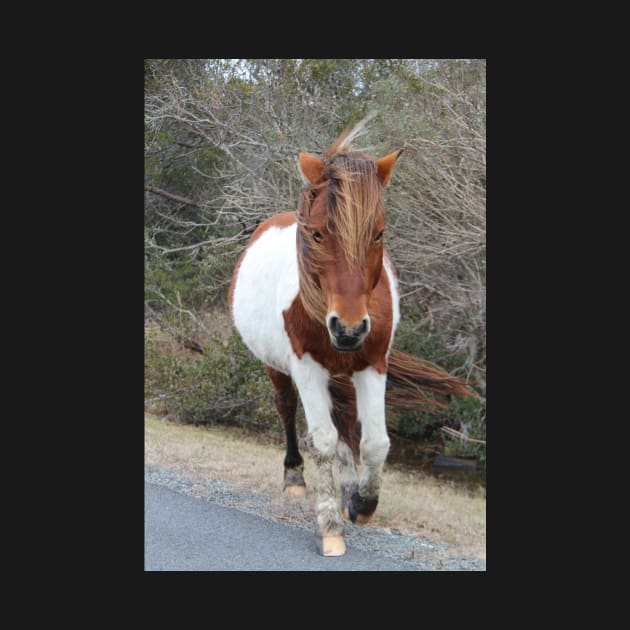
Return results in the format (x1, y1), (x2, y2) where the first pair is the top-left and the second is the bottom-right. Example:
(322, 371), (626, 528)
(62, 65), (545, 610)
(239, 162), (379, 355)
(145, 465), (485, 571)
(145, 414), (485, 559)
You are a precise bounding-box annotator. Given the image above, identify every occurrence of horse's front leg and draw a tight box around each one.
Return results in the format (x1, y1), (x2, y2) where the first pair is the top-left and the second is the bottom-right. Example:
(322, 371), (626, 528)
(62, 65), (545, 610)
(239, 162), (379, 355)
(290, 354), (345, 556)
(348, 367), (390, 524)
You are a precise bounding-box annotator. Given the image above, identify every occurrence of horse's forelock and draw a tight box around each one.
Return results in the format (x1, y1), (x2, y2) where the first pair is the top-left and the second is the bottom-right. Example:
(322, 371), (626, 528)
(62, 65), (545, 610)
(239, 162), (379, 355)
(298, 153), (382, 267)
(326, 154), (382, 269)
(295, 120), (384, 323)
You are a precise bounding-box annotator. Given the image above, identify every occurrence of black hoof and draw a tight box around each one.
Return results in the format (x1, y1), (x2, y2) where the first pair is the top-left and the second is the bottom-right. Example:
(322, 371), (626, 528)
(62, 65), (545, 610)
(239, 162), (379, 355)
(284, 466), (305, 487)
(347, 491), (378, 523)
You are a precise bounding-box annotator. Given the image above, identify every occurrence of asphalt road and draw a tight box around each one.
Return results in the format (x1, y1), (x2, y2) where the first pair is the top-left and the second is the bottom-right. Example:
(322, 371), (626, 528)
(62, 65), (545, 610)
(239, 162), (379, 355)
(145, 482), (421, 571)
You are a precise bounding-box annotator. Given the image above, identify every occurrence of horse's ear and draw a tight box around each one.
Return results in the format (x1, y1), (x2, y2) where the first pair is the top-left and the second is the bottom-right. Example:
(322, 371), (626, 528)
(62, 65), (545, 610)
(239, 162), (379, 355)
(376, 149), (404, 188)
(298, 152), (325, 185)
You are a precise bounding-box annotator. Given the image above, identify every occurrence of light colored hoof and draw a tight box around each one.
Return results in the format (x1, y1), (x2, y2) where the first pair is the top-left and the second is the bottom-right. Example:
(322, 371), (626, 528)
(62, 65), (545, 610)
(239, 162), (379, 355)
(316, 535), (346, 557)
(354, 513), (373, 524)
(283, 484), (306, 497)
(342, 506), (350, 520)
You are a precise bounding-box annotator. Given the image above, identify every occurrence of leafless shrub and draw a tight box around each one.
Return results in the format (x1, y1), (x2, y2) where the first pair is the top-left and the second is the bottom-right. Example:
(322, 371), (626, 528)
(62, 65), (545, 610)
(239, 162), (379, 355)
(145, 59), (486, 392)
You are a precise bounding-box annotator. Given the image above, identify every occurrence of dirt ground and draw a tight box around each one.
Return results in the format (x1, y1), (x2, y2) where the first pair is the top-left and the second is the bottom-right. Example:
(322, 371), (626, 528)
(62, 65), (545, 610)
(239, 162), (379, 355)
(144, 413), (486, 560)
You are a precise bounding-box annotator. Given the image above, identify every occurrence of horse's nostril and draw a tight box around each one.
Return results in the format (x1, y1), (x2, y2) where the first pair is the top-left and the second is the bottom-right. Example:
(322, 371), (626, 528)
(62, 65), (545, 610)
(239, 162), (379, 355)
(329, 315), (340, 334)
(360, 318), (369, 334)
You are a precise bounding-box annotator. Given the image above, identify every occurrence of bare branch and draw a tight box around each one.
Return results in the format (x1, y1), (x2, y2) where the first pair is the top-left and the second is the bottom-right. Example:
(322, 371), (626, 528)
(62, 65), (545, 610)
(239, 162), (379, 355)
(145, 185), (203, 207)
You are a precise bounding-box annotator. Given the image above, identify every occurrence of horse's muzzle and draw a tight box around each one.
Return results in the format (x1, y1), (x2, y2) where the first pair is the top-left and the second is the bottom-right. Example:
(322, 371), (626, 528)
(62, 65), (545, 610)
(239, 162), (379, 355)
(327, 314), (370, 352)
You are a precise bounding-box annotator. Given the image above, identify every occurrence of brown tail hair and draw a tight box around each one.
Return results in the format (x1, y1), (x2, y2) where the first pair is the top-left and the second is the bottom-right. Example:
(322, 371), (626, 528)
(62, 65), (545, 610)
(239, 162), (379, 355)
(329, 349), (473, 459)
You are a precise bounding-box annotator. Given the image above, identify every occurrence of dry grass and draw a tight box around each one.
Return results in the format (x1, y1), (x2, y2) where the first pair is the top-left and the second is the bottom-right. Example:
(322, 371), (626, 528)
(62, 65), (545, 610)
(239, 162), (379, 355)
(145, 412), (485, 559)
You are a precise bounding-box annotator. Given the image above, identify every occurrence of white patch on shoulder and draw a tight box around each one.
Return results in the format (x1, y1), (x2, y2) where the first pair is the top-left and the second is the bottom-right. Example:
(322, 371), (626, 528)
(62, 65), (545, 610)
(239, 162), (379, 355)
(232, 223), (299, 374)
(382, 255), (400, 352)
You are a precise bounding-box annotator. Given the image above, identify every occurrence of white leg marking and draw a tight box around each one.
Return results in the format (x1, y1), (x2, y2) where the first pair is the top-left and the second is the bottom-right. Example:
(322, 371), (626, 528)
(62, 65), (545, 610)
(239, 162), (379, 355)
(290, 353), (343, 539)
(337, 440), (358, 489)
(289, 353), (337, 457)
(337, 440), (358, 518)
(352, 367), (390, 497)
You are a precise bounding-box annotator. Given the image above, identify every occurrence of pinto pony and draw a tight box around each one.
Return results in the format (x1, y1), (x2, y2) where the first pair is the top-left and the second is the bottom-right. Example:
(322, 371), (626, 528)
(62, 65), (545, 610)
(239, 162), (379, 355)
(229, 120), (470, 556)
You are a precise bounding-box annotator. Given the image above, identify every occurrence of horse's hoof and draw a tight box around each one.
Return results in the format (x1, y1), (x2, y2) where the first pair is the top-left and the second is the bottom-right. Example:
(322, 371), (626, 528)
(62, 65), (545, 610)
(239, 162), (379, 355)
(283, 484), (306, 497)
(316, 535), (346, 557)
(348, 492), (378, 524)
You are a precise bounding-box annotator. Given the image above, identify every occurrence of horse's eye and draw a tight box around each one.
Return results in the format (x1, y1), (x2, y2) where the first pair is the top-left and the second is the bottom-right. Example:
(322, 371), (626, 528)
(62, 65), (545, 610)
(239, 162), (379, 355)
(312, 231), (324, 243)
(375, 231), (385, 242)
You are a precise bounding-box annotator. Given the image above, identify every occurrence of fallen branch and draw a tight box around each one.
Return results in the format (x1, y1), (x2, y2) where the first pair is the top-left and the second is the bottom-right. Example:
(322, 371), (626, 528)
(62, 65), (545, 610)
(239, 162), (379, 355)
(441, 426), (486, 444)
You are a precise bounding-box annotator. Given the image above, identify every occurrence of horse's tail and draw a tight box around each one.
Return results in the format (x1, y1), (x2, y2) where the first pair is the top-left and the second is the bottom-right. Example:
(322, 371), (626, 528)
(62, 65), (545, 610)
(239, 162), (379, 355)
(328, 350), (473, 460)
(386, 349), (472, 408)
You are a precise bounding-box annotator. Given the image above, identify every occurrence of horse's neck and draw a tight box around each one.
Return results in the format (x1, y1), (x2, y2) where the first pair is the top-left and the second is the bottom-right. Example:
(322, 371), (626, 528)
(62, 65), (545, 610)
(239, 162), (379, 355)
(283, 294), (328, 357)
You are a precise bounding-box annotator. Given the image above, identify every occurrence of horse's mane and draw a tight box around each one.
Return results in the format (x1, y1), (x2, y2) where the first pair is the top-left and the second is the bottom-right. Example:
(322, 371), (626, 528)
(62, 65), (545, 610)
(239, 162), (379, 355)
(297, 121), (384, 324)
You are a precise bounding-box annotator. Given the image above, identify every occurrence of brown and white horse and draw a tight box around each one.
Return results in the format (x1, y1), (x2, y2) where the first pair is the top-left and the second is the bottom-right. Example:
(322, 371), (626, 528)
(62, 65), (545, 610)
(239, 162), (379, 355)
(229, 121), (469, 556)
